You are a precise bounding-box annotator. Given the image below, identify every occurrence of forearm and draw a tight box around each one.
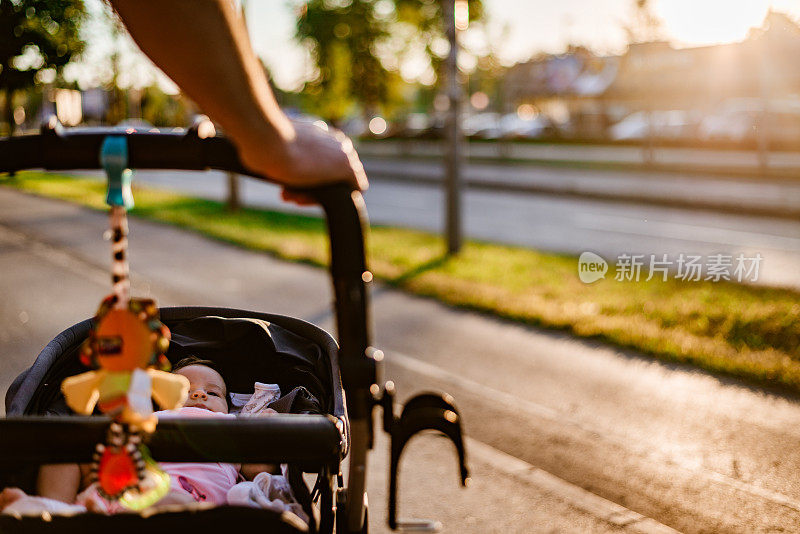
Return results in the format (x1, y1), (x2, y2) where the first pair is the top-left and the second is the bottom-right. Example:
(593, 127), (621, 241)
(110, 0), (292, 147)
(109, 0), (366, 191)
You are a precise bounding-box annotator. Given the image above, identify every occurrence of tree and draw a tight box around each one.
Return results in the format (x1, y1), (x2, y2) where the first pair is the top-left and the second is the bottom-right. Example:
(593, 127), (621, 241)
(625, 0), (664, 43)
(296, 0), (390, 123)
(394, 0), (484, 85)
(295, 0), (485, 123)
(0, 0), (87, 133)
(140, 85), (192, 127)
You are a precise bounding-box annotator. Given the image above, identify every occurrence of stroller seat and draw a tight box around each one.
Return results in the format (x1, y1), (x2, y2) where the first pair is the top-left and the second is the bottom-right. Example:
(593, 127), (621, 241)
(1, 307), (348, 533)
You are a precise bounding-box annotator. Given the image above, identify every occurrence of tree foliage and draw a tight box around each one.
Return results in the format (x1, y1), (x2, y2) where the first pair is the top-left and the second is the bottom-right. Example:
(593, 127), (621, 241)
(140, 85), (192, 127)
(297, 0), (389, 122)
(296, 0), (484, 122)
(394, 0), (484, 82)
(625, 0), (664, 43)
(0, 0), (86, 94)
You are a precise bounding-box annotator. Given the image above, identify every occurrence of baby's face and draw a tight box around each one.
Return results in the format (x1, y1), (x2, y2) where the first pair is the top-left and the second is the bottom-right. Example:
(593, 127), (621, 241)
(176, 364), (228, 413)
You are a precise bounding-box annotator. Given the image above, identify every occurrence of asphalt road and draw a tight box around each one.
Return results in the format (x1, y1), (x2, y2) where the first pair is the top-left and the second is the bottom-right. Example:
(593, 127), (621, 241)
(360, 157), (800, 217)
(94, 166), (800, 290)
(4, 189), (800, 532)
(357, 140), (800, 173)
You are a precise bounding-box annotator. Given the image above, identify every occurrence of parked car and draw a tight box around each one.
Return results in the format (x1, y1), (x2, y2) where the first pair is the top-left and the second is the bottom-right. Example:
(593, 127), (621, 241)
(698, 110), (755, 142)
(341, 116), (368, 138)
(499, 113), (555, 139)
(397, 113), (434, 138)
(699, 99), (800, 143)
(462, 112), (502, 139)
(117, 118), (156, 131)
(609, 110), (697, 141)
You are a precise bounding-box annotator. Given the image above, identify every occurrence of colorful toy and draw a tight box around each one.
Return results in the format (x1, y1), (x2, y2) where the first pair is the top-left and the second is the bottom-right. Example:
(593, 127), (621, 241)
(60, 136), (189, 506)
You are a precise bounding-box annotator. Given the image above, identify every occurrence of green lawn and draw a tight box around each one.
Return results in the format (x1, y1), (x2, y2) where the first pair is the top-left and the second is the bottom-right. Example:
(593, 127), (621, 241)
(4, 171), (800, 393)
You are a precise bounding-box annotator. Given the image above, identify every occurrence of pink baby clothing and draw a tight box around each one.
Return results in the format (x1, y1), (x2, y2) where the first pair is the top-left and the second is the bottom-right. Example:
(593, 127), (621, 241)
(75, 407), (240, 512)
(156, 407), (240, 505)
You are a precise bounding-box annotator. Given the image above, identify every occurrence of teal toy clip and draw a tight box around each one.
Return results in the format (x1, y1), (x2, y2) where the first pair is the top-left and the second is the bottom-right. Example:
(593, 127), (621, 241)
(101, 136), (134, 209)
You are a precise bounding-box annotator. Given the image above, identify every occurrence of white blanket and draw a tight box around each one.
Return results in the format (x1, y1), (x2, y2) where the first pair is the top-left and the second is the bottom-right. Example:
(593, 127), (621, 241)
(226, 472), (308, 525)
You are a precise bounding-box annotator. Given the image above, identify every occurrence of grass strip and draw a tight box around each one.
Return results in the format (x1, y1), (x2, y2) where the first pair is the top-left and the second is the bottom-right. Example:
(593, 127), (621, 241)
(4, 172), (800, 394)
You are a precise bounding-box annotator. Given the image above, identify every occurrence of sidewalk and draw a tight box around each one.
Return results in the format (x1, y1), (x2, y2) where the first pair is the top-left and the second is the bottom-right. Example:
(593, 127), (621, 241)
(0, 188), (682, 533)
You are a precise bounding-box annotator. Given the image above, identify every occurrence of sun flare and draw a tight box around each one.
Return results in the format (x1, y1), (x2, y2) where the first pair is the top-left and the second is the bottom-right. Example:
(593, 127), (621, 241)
(656, 0), (775, 45)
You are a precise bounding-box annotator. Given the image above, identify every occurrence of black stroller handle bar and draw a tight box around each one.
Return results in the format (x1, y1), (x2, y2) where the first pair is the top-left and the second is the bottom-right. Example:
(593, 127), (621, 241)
(2, 116), (273, 181)
(0, 118), (378, 531)
(0, 415), (342, 467)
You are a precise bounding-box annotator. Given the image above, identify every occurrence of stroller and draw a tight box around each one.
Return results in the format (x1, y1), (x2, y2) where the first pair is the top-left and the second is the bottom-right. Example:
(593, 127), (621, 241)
(0, 118), (469, 533)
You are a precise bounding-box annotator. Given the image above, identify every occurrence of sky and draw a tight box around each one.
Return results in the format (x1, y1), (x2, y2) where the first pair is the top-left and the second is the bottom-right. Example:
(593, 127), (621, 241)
(67, 0), (800, 93)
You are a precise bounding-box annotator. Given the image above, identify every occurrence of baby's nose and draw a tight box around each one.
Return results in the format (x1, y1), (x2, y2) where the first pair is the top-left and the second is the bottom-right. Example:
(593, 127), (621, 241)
(190, 389), (207, 400)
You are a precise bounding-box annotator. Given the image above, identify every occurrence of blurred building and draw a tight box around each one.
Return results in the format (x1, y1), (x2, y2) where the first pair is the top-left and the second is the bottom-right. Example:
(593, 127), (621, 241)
(504, 47), (619, 137)
(505, 10), (800, 139)
(605, 11), (800, 109)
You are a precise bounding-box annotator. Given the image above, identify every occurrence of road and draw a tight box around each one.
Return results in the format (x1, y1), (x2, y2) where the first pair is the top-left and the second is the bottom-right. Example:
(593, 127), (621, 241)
(360, 157), (800, 217)
(82, 166), (800, 290)
(4, 189), (800, 532)
(357, 139), (800, 174)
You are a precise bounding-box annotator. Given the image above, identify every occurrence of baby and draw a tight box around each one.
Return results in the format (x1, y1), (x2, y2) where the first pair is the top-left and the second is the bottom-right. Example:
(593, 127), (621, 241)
(174, 356), (231, 415)
(81, 356), (251, 510)
(1, 357), (284, 515)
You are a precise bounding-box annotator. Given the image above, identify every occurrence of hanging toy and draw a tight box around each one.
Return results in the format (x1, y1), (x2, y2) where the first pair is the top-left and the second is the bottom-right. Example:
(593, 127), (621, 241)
(61, 136), (189, 507)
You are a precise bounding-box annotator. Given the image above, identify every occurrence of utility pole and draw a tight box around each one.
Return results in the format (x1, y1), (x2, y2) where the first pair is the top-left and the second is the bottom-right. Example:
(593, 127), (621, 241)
(226, 170), (241, 212)
(756, 35), (770, 175)
(443, 0), (464, 255)
(227, 0), (249, 212)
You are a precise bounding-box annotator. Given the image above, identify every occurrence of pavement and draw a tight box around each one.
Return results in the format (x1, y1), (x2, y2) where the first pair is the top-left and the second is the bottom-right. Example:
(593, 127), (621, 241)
(3, 188), (800, 532)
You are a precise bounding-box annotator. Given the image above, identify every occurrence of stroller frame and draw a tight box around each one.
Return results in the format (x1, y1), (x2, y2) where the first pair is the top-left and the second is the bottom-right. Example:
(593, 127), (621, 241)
(0, 118), (468, 533)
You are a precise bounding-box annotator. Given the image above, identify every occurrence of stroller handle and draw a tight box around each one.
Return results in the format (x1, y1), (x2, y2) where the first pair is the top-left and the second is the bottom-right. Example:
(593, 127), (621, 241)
(0, 116), (357, 198)
(0, 118), (378, 531)
(0, 415), (342, 467)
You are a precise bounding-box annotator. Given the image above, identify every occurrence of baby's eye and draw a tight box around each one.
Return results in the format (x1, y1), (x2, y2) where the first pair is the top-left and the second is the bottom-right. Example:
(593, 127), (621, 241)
(208, 391), (220, 397)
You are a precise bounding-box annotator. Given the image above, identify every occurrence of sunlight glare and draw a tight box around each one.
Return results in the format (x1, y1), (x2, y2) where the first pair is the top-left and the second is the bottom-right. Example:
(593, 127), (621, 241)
(656, 0), (771, 45)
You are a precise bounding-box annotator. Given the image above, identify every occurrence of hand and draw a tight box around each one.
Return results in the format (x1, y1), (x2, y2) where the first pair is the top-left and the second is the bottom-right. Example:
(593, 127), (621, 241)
(234, 120), (368, 205)
(0, 487), (27, 511)
(241, 463), (281, 480)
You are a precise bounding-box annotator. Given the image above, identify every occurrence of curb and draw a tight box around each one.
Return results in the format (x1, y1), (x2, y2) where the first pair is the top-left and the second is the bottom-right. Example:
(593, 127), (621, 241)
(467, 439), (682, 534)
